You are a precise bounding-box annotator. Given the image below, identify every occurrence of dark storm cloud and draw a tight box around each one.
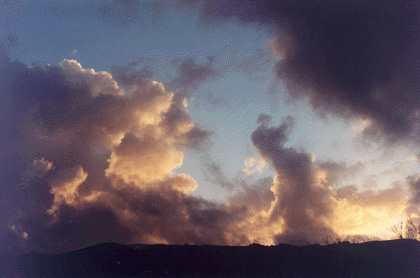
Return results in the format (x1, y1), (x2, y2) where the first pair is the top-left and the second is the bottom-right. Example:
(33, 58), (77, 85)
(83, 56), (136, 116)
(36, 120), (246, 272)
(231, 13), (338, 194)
(190, 0), (420, 143)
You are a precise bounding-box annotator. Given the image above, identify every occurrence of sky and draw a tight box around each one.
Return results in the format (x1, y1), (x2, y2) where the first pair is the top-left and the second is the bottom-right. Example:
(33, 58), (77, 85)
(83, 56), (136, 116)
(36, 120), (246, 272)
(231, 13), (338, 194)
(1, 0), (420, 253)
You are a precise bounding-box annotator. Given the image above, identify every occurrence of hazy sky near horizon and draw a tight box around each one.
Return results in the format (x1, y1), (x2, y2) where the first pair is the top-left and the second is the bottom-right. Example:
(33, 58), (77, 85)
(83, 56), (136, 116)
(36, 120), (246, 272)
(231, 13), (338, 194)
(1, 0), (420, 252)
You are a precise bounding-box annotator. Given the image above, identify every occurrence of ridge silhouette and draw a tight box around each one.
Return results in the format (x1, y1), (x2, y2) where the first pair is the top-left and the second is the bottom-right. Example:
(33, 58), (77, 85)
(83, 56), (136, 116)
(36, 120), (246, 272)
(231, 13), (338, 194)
(3, 239), (419, 277)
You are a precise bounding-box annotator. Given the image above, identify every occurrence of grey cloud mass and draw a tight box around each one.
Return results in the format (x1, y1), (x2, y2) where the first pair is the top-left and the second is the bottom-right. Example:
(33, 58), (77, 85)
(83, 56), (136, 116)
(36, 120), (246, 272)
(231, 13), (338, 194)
(0, 53), (230, 253)
(169, 57), (216, 90)
(190, 0), (420, 143)
(1, 10), (417, 252)
(251, 115), (336, 244)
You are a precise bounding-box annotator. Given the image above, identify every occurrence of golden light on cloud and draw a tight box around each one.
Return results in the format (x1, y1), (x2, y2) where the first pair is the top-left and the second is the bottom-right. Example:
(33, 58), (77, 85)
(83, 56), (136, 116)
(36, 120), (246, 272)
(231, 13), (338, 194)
(10, 225), (29, 240)
(48, 166), (88, 217)
(60, 59), (123, 97)
(333, 195), (407, 239)
(32, 157), (54, 172)
(105, 135), (185, 186)
(242, 150), (267, 175)
(351, 118), (372, 136)
(3, 54), (419, 254)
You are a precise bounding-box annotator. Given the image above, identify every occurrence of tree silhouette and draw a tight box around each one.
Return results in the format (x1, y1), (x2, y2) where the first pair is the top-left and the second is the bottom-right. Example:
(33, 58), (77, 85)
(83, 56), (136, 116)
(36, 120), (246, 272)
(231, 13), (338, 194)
(390, 222), (404, 239)
(406, 218), (420, 240)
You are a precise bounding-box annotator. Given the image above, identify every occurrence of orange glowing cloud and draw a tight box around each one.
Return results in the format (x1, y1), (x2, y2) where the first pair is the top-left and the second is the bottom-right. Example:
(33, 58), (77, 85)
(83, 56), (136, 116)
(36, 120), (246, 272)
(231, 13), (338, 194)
(2, 55), (417, 253)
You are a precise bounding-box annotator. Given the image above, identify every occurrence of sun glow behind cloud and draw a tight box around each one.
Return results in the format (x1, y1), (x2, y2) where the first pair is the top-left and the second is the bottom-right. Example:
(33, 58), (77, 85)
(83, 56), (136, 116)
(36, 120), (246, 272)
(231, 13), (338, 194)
(1, 55), (416, 252)
(1, 0), (420, 253)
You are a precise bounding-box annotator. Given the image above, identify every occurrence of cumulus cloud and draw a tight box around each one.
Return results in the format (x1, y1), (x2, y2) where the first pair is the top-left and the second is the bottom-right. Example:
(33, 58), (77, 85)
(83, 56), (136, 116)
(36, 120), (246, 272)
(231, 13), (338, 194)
(0, 51), (414, 253)
(226, 115), (406, 245)
(189, 0), (420, 143)
(241, 152), (267, 175)
(250, 116), (337, 244)
(61, 60), (123, 97)
(0, 54), (223, 252)
(105, 132), (185, 185)
(48, 166), (89, 217)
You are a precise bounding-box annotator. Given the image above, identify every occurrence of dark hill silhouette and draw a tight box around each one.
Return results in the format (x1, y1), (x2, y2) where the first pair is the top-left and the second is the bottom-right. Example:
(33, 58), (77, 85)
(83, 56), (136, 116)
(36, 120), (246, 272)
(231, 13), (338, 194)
(2, 239), (419, 277)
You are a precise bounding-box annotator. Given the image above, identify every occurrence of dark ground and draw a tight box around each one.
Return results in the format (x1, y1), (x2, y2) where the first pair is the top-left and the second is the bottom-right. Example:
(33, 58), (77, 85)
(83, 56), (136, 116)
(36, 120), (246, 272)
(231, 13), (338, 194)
(1, 239), (419, 277)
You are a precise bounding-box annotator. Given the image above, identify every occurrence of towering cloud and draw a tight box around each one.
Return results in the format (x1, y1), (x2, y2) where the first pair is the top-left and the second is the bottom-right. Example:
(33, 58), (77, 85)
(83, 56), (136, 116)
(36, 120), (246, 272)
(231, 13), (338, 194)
(0, 53), (236, 252)
(190, 0), (420, 143)
(185, 0), (420, 238)
(0, 49), (412, 253)
(251, 115), (336, 244)
(228, 115), (408, 245)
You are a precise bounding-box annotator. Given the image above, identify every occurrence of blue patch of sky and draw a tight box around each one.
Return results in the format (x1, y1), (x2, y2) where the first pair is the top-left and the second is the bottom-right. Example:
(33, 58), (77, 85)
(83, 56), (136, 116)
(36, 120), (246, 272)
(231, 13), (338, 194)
(3, 0), (413, 200)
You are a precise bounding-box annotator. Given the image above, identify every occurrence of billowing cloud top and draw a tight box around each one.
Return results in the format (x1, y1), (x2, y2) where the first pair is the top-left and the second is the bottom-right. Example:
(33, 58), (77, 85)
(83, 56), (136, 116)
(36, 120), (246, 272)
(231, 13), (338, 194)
(0, 26), (418, 252)
(0, 54), (222, 252)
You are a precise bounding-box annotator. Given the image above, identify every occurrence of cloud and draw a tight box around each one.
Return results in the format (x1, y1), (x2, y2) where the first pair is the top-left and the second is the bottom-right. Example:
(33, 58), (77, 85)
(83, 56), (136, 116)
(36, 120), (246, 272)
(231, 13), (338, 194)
(241, 153), (267, 175)
(48, 166), (89, 217)
(256, 113), (272, 126)
(229, 116), (407, 245)
(32, 157), (54, 173)
(203, 161), (235, 189)
(105, 133), (184, 185)
(169, 57), (216, 90)
(251, 116), (337, 244)
(61, 60), (123, 97)
(190, 0), (420, 143)
(317, 161), (366, 187)
(110, 58), (155, 87)
(0, 54), (223, 253)
(1, 52), (414, 253)
(333, 184), (407, 239)
(406, 176), (420, 236)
